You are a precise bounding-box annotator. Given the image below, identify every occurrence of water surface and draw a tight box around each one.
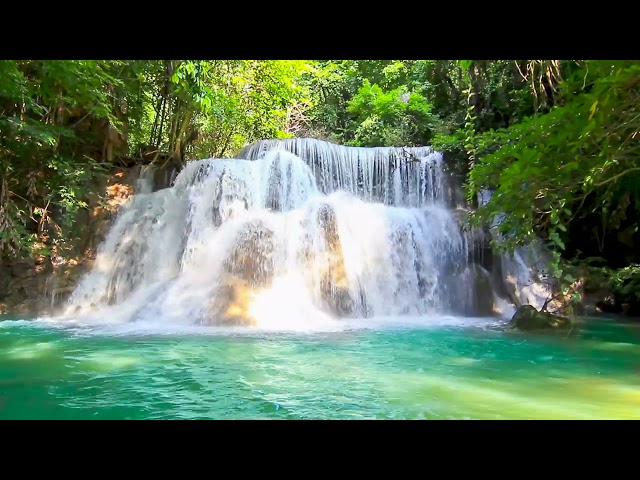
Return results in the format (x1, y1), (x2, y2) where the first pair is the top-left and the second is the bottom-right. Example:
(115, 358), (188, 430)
(1, 316), (639, 420)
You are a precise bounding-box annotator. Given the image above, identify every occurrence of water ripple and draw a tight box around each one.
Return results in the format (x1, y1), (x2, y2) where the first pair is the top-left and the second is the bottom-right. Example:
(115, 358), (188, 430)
(1, 318), (640, 419)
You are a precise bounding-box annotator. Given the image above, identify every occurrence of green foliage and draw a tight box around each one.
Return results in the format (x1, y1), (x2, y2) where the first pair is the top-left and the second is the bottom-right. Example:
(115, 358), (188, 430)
(304, 60), (539, 151)
(0, 60), (121, 256)
(127, 60), (310, 159)
(0, 59), (313, 259)
(299, 59), (640, 291)
(462, 60), (640, 287)
(468, 61), (640, 242)
(577, 261), (640, 313)
(190, 60), (310, 157)
(302, 60), (452, 146)
(4, 56), (640, 296)
(345, 79), (438, 146)
(298, 61), (366, 142)
(608, 265), (640, 307)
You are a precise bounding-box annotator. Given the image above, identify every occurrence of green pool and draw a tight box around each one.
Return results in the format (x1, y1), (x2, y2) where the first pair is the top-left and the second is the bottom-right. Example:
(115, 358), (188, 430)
(1, 316), (639, 419)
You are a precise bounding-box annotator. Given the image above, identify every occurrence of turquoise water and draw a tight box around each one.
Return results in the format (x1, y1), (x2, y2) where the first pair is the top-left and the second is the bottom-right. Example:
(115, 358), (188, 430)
(1, 317), (640, 419)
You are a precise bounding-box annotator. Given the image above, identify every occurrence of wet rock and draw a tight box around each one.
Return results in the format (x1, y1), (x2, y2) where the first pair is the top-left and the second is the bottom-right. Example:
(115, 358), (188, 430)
(447, 264), (500, 316)
(319, 258), (355, 317)
(508, 304), (573, 332)
(207, 219), (278, 326)
(223, 220), (275, 287)
(594, 297), (620, 313)
(208, 277), (259, 326)
(498, 243), (559, 312)
(470, 265), (495, 316)
(612, 273), (640, 317)
(11, 261), (34, 278)
(0, 262), (10, 288)
(315, 203), (359, 316)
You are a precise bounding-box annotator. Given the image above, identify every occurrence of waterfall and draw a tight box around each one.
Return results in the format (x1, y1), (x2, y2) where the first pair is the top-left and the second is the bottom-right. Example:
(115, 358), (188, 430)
(63, 138), (506, 328)
(237, 138), (445, 207)
(478, 189), (556, 311)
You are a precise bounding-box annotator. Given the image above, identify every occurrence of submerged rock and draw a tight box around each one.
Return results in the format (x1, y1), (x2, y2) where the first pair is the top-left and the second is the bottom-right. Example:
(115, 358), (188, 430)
(508, 304), (573, 332)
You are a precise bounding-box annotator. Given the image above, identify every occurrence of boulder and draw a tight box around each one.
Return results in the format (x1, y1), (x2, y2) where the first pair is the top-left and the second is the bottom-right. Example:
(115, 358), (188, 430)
(223, 220), (275, 287)
(612, 274), (640, 317)
(508, 304), (573, 332)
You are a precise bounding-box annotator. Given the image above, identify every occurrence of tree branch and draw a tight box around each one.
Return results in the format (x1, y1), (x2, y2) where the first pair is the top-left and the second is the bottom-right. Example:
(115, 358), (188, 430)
(592, 167), (640, 188)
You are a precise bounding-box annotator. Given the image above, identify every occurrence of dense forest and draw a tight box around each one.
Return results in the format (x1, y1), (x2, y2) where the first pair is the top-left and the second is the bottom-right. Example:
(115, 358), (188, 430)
(1, 60), (639, 314)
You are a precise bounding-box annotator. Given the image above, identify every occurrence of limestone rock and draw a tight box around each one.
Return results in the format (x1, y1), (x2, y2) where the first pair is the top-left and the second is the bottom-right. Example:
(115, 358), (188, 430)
(223, 220), (275, 287)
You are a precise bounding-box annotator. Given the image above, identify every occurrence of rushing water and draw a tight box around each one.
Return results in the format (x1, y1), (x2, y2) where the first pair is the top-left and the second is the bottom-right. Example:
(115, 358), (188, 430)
(1, 317), (640, 420)
(61, 138), (500, 328)
(5, 138), (637, 420)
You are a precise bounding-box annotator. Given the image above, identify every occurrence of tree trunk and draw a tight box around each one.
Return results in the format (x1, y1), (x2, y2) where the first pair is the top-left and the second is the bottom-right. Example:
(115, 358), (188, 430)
(172, 109), (193, 162)
(167, 98), (182, 160)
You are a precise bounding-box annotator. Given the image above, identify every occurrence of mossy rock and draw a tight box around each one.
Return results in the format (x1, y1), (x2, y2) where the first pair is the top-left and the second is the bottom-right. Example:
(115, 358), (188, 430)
(508, 305), (573, 332)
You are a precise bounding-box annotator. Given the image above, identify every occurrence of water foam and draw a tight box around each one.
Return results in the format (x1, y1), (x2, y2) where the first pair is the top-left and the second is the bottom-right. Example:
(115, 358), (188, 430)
(56, 139), (508, 331)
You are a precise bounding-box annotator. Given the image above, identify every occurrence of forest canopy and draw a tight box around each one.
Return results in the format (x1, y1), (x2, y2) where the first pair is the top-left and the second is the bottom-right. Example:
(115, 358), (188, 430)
(1, 59), (639, 299)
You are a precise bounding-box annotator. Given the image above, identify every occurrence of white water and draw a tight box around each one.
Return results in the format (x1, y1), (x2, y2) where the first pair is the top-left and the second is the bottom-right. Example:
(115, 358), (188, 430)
(61, 139), (508, 330)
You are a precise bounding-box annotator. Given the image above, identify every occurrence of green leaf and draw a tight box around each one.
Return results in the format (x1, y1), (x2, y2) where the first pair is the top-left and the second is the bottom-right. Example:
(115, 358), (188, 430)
(549, 231), (566, 250)
(589, 100), (598, 120)
(459, 60), (474, 70)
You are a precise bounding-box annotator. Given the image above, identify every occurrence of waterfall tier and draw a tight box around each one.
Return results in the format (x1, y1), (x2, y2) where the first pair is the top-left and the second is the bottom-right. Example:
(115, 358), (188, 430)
(64, 138), (501, 328)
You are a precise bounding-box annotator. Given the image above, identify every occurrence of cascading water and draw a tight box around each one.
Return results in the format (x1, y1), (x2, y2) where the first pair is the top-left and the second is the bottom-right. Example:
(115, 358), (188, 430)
(238, 139), (449, 207)
(62, 138), (505, 329)
(477, 189), (555, 312)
